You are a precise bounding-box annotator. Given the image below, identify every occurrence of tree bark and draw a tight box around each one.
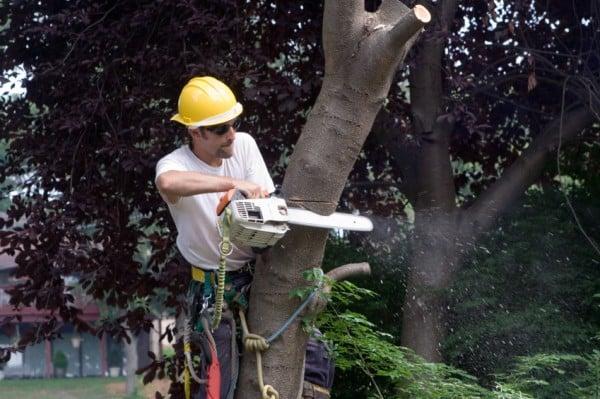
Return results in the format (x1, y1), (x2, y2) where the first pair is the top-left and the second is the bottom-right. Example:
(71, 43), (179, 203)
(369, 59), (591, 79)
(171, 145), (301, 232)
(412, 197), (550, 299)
(236, 2), (430, 398)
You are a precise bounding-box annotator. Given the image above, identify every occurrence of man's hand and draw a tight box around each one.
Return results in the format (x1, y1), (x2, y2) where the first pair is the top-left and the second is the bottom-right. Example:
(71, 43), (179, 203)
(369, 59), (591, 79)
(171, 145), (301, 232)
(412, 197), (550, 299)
(233, 179), (269, 198)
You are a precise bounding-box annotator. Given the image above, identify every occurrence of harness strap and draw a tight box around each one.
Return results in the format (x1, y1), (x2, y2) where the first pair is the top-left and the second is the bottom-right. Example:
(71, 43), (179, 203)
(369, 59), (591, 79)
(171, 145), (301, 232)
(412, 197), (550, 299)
(182, 313), (206, 399)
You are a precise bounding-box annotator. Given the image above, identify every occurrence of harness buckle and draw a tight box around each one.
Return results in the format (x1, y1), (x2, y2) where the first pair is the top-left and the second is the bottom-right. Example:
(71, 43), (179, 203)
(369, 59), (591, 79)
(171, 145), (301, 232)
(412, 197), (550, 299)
(219, 240), (233, 256)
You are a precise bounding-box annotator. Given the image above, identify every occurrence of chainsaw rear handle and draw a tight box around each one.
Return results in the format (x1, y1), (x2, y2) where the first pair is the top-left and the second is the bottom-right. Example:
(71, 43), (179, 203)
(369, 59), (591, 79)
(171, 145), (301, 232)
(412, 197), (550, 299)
(216, 188), (272, 215)
(216, 189), (239, 216)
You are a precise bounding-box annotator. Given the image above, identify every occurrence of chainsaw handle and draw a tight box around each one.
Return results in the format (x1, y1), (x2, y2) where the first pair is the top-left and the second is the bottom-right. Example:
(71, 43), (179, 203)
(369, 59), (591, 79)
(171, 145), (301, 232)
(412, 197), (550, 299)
(216, 189), (238, 216)
(216, 188), (271, 215)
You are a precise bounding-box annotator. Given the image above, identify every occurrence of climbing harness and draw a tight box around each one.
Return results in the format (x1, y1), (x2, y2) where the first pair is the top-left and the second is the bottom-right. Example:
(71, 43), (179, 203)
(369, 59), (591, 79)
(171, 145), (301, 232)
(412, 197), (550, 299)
(181, 207), (233, 399)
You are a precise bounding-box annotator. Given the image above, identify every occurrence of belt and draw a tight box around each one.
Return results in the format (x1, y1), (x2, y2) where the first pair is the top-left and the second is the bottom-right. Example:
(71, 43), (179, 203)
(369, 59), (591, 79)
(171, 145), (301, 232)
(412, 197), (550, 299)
(190, 261), (255, 282)
(191, 266), (211, 282)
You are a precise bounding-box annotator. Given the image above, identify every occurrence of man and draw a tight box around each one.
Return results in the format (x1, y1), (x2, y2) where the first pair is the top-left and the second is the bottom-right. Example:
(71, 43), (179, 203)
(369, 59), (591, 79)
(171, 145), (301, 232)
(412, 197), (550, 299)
(156, 76), (333, 399)
(156, 76), (273, 272)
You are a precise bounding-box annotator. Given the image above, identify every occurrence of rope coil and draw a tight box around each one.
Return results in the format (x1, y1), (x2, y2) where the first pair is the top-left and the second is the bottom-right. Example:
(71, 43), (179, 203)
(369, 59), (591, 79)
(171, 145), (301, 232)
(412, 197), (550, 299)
(239, 310), (280, 399)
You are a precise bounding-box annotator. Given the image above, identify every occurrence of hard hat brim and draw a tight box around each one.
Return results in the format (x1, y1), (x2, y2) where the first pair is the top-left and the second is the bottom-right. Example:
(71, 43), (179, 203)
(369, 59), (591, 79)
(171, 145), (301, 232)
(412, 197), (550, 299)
(171, 103), (243, 127)
(170, 114), (186, 124)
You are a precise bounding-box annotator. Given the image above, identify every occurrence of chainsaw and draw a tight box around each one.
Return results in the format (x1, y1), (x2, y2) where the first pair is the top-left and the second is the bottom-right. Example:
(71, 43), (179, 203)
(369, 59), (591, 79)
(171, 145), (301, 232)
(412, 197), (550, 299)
(216, 189), (373, 248)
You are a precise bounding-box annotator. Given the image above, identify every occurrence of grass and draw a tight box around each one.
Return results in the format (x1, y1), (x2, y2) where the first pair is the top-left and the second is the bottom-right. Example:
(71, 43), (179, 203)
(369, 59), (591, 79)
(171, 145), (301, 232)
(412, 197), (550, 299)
(0, 377), (149, 399)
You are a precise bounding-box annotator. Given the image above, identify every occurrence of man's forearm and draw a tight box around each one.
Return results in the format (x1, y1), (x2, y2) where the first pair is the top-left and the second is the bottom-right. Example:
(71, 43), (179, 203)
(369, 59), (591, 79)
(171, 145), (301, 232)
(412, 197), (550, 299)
(156, 170), (236, 199)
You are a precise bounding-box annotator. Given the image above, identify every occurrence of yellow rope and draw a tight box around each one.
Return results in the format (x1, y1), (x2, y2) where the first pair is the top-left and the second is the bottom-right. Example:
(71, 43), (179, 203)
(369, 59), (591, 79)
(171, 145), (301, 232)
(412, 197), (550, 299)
(213, 208), (233, 330)
(183, 349), (191, 399)
(239, 310), (279, 399)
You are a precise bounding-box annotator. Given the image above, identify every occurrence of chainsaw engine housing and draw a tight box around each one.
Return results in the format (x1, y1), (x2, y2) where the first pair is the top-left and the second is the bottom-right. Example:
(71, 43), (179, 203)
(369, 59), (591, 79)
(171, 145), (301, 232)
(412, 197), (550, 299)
(229, 197), (290, 248)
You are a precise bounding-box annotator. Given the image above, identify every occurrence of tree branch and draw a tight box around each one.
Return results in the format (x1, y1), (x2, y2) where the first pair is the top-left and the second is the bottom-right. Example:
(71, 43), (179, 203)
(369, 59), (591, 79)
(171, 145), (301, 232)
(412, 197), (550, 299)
(309, 263), (371, 312)
(326, 262), (371, 282)
(388, 5), (431, 49)
(463, 107), (595, 236)
(373, 0), (456, 207)
(438, 0), (458, 29)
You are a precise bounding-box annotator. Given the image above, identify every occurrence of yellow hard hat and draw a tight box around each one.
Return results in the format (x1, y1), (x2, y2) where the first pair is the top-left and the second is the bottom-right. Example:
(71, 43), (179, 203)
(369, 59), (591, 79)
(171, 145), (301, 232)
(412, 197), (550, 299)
(171, 76), (243, 127)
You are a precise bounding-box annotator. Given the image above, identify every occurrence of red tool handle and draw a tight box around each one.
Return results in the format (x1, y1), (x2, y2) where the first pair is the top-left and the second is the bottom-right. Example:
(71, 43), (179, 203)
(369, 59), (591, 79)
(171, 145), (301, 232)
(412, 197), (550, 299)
(216, 189), (237, 216)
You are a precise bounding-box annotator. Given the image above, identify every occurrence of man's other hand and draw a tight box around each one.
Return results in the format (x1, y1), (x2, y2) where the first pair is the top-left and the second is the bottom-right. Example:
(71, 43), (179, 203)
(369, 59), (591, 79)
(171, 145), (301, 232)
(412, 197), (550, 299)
(233, 180), (269, 198)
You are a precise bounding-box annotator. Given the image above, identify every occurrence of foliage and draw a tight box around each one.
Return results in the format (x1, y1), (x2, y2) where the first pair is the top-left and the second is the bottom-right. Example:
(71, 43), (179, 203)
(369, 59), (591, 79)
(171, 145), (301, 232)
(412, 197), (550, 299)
(444, 188), (600, 396)
(1, 0), (599, 394)
(321, 223), (600, 398)
(322, 235), (410, 340)
(0, 0), (326, 350)
(317, 279), (529, 399)
(161, 346), (175, 359)
(496, 351), (600, 399)
(52, 350), (68, 369)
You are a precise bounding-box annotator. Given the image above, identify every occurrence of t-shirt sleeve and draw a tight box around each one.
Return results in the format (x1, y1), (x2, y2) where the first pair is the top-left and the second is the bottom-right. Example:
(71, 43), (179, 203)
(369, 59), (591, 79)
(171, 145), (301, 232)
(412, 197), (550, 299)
(243, 135), (276, 194)
(155, 152), (188, 206)
(155, 153), (186, 183)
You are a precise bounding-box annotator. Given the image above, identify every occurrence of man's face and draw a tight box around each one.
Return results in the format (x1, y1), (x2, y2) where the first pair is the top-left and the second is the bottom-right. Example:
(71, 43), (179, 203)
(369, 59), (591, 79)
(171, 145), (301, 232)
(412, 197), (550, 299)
(192, 119), (239, 159)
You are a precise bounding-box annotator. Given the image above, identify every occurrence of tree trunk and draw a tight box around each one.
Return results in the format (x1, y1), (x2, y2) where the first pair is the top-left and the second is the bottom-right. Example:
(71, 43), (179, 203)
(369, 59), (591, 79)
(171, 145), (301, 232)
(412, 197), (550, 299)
(399, 0), (458, 362)
(125, 335), (138, 395)
(402, 214), (459, 361)
(236, 2), (431, 398)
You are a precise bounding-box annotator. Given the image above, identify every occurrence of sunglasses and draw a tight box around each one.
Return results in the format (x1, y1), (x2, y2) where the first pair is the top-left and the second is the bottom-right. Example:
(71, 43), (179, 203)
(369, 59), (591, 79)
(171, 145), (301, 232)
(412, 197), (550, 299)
(204, 119), (241, 135)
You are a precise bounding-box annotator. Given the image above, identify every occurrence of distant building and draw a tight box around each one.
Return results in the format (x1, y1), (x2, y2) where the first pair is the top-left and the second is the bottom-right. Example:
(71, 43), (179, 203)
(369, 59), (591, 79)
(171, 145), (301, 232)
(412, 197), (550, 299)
(0, 250), (118, 378)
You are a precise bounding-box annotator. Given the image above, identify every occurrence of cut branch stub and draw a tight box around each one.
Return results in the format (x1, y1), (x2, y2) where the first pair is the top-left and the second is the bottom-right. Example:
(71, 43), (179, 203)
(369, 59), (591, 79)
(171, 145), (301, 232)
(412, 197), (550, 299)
(388, 5), (432, 49)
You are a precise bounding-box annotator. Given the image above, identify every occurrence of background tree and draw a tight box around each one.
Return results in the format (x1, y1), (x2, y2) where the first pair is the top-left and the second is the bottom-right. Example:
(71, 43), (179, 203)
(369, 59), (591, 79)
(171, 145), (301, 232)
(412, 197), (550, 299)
(364, 0), (599, 360)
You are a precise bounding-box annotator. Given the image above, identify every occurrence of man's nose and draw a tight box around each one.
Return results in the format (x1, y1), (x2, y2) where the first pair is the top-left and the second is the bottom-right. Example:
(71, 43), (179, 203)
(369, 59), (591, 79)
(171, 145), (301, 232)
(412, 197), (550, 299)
(226, 126), (236, 140)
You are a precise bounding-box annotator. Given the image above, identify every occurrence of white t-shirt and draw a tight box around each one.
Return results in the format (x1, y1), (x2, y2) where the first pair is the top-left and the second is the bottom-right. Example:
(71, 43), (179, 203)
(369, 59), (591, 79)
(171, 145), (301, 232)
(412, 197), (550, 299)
(155, 132), (275, 271)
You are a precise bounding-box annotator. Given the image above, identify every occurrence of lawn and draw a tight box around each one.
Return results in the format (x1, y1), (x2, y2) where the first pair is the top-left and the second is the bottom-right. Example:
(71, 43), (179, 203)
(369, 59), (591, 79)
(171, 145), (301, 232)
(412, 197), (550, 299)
(0, 377), (168, 399)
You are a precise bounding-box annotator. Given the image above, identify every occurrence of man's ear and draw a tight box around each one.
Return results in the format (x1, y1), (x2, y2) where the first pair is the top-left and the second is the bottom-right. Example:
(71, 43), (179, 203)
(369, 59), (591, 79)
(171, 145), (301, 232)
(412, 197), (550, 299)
(198, 128), (209, 139)
(187, 127), (203, 139)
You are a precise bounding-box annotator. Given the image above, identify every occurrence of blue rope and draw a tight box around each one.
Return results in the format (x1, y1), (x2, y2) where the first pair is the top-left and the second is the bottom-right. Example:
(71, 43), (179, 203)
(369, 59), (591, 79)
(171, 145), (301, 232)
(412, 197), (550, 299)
(266, 290), (318, 344)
